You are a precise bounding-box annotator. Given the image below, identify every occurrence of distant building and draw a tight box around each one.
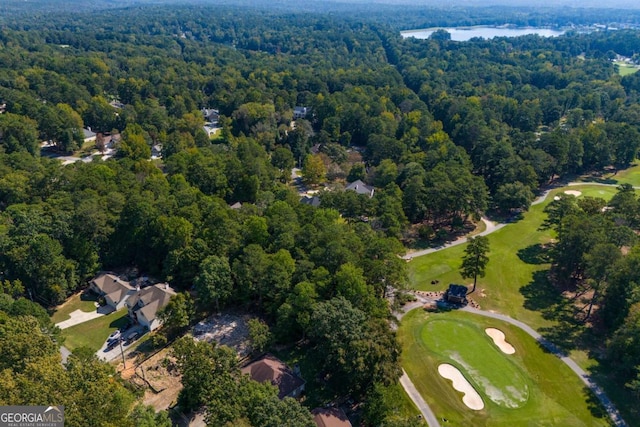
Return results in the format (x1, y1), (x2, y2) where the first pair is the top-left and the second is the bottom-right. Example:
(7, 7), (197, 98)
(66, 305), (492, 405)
(241, 354), (305, 399)
(293, 106), (310, 120)
(230, 202), (243, 209)
(89, 273), (135, 310)
(0, 103), (6, 114)
(301, 195), (321, 207)
(445, 284), (468, 304)
(109, 100), (125, 109)
(126, 283), (177, 331)
(312, 407), (352, 427)
(203, 124), (220, 138)
(83, 127), (97, 143)
(201, 108), (220, 123)
(345, 180), (375, 198)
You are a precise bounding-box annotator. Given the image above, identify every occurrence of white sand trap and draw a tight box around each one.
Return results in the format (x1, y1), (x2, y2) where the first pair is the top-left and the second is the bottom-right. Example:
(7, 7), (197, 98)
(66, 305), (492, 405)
(438, 364), (484, 410)
(485, 328), (516, 354)
(553, 196), (561, 201)
(564, 190), (582, 197)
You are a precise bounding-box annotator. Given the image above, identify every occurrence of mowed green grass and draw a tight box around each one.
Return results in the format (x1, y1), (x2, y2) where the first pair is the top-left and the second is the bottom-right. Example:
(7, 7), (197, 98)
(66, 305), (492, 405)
(63, 309), (129, 352)
(50, 291), (98, 324)
(614, 62), (639, 76)
(399, 309), (611, 426)
(407, 184), (619, 330)
(423, 319), (529, 409)
(593, 162), (640, 187)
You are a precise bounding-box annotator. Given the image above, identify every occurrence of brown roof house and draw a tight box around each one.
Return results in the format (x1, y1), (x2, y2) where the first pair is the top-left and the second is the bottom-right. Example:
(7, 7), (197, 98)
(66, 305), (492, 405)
(126, 283), (177, 331)
(312, 407), (352, 427)
(241, 354), (305, 399)
(89, 273), (135, 310)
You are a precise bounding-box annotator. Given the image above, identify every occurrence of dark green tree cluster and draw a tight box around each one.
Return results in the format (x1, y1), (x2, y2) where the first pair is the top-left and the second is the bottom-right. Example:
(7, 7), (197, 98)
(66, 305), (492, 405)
(0, 294), (169, 427)
(543, 185), (640, 398)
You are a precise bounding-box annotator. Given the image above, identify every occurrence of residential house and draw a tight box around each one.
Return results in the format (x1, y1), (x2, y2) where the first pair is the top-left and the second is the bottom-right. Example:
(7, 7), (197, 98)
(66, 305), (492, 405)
(311, 408), (352, 427)
(445, 284), (468, 304)
(345, 180), (374, 198)
(241, 354), (305, 399)
(293, 106), (310, 120)
(109, 100), (125, 109)
(83, 127), (97, 143)
(126, 283), (177, 331)
(89, 274), (135, 310)
(301, 195), (321, 207)
(0, 103), (6, 114)
(203, 123), (220, 138)
(230, 202), (243, 210)
(201, 108), (220, 124)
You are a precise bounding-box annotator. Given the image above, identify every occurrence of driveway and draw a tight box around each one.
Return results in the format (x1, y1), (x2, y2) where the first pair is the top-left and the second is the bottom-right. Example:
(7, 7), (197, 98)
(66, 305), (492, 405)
(55, 306), (113, 330)
(97, 324), (146, 362)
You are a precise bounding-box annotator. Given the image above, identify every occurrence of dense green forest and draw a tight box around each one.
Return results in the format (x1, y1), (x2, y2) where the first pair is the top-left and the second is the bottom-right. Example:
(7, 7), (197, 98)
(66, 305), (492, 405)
(2, 2), (640, 425)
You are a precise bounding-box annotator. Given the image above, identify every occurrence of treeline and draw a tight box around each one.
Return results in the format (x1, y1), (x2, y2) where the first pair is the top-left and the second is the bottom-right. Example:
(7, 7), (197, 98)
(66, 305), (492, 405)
(543, 185), (640, 409)
(1, 5), (640, 423)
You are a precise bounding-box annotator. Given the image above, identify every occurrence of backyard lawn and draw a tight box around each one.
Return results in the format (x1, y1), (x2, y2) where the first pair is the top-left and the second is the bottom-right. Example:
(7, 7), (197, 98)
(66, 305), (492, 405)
(50, 291), (99, 324)
(399, 309), (610, 426)
(62, 309), (130, 352)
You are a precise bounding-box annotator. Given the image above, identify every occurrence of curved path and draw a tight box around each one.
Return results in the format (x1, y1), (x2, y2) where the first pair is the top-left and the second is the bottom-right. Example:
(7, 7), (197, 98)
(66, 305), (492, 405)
(404, 179), (640, 261)
(394, 298), (627, 427)
(460, 306), (627, 427)
(402, 217), (506, 260)
(398, 179), (633, 425)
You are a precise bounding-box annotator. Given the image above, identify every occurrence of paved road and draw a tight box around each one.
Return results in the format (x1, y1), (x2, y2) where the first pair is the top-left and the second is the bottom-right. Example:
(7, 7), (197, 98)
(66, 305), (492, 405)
(400, 370), (441, 427)
(460, 306), (628, 427)
(403, 217), (506, 260)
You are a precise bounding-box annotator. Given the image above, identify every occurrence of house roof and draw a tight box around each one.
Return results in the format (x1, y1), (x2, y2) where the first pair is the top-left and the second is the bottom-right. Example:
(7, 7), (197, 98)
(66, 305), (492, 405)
(230, 202), (243, 209)
(241, 354), (305, 399)
(312, 408), (352, 427)
(447, 284), (468, 298)
(92, 274), (133, 303)
(345, 180), (374, 197)
(83, 128), (96, 139)
(128, 283), (176, 322)
(301, 195), (321, 207)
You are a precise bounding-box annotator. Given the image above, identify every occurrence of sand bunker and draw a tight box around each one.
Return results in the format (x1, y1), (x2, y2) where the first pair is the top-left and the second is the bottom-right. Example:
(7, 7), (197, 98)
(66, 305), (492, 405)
(564, 190), (582, 197)
(485, 328), (515, 355)
(438, 364), (484, 410)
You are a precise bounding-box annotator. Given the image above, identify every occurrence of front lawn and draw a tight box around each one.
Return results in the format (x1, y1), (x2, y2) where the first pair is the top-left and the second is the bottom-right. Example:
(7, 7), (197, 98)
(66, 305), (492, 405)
(50, 291), (99, 324)
(399, 309), (610, 426)
(63, 309), (130, 352)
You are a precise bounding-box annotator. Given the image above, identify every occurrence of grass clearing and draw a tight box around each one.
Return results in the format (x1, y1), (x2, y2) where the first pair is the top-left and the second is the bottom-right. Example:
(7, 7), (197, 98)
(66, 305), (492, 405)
(407, 184), (621, 331)
(62, 309), (129, 352)
(399, 309), (610, 426)
(614, 61), (639, 76)
(50, 291), (98, 324)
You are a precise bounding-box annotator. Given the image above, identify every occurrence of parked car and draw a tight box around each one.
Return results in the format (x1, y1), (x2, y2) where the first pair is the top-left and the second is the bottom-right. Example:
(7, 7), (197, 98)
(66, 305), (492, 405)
(124, 331), (139, 346)
(107, 330), (121, 344)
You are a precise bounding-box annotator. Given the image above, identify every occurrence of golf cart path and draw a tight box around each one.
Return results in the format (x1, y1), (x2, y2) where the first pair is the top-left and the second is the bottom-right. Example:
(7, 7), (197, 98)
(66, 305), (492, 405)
(402, 217), (505, 260)
(400, 370), (441, 427)
(460, 306), (627, 427)
(404, 180), (640, 260)
(396, 301), (626, 427)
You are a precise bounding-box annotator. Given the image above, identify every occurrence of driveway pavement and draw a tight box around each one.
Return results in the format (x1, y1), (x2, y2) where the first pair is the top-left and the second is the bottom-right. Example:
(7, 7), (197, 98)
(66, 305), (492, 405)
(97, 324), (146, 362)
(55, 306), (112, 330)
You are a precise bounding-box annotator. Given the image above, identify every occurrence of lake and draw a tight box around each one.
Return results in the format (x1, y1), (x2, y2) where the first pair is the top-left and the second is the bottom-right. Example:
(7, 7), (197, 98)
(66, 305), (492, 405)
(401, 26), (565, 41)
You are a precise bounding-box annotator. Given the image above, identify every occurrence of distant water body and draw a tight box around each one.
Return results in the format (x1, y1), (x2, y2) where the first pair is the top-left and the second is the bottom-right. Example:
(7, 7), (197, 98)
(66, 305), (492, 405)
(401, 26), (565, 41)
